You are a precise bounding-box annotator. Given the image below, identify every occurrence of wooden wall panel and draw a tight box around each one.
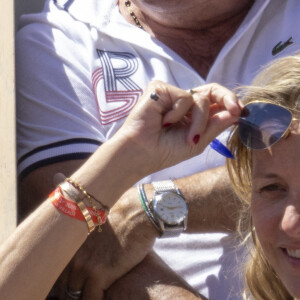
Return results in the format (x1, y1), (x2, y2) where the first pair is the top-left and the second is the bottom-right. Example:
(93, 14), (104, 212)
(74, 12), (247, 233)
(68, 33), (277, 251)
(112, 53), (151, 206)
(0, 1), (16, 242)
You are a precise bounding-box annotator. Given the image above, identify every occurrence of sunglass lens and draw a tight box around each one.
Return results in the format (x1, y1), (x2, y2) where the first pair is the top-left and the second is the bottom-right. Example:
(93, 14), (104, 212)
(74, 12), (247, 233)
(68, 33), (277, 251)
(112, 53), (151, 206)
(239, 102), (292, 149)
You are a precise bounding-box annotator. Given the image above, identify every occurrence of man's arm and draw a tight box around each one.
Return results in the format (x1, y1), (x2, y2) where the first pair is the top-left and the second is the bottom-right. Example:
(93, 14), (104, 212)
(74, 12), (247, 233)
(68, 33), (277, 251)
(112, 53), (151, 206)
(104, 251), (207, 300)
(174, 164), (241, 233)
(19, 161), (240, 299)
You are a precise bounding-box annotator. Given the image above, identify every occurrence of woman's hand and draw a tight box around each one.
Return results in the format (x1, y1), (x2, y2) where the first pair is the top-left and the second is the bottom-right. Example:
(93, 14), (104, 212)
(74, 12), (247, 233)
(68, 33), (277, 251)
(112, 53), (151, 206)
(114, 80), (241, 175)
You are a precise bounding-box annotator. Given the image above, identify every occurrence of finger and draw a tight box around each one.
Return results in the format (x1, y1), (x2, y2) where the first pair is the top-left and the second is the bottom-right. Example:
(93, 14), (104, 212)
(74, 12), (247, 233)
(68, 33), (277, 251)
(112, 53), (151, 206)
(186, 92), (210, 145)
(141, 81), (194, 122)
(185, 84), (241, 145)
(162, 95), (194, 125)
(205, 110), (240, 141)
(52, 265), (71, 299)
(65, 256), (87, 299)
(192, 83), (241, 117)
(160, 89), (194, 126)
(81, 278), (104, 300)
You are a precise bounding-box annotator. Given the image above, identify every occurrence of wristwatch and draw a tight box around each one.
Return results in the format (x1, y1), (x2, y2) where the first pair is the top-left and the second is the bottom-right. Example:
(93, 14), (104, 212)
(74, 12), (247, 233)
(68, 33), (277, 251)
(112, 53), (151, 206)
(149, 180), (188, 237)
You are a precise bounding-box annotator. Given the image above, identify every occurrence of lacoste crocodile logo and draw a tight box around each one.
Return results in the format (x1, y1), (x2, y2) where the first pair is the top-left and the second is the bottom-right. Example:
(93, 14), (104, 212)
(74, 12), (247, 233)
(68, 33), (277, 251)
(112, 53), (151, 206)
(272, 37), (294, 56)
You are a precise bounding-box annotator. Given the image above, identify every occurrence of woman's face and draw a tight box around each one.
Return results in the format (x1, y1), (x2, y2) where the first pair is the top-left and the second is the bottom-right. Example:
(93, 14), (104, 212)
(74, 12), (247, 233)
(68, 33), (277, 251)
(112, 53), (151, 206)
(251, 122), (300, 299)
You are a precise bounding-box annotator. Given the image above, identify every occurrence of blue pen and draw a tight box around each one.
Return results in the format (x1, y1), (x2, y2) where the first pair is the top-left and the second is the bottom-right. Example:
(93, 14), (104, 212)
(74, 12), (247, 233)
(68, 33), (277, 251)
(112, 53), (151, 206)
(210, 139), (234, 159)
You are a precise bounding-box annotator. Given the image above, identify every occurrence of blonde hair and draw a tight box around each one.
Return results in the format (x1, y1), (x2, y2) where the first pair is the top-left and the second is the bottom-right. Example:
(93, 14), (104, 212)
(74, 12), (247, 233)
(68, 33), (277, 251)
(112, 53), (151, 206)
(227, 54), (300, 300)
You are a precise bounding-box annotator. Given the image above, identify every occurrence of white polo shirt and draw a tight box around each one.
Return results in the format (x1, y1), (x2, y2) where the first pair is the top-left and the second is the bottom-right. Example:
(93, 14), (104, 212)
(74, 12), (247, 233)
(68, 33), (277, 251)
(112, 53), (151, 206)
(16, 0), (300, 298)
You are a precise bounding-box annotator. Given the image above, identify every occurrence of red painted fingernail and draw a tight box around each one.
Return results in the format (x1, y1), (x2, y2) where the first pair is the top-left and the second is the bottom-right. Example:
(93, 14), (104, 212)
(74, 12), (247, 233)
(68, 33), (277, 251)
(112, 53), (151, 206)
(163, 123), (172, 128)
(193, 134), (200, 145)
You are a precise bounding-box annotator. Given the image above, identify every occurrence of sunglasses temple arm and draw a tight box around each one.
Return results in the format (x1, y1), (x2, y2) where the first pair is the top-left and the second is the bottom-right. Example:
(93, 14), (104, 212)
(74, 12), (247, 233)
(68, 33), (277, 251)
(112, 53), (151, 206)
(210, 139), (234, 159)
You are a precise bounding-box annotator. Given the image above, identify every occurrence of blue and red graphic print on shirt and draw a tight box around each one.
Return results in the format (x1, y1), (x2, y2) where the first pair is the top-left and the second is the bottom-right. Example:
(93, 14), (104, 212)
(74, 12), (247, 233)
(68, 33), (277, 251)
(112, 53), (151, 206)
(92, 50), (143, 125)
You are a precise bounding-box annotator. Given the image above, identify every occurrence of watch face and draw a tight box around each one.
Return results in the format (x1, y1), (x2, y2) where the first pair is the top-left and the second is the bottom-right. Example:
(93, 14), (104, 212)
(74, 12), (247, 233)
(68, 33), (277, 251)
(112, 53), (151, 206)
(153, 192), (187, 225)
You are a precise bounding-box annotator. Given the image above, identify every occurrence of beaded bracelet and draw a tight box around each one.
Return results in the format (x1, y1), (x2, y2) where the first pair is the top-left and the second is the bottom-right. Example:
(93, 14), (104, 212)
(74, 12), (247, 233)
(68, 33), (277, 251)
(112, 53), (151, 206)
(64, 179), (109, 232)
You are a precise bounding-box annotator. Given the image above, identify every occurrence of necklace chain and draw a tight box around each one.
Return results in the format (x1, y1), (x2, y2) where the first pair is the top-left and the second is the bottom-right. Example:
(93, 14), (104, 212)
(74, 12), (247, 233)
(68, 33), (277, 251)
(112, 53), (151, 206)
(125, 0), (144, 30)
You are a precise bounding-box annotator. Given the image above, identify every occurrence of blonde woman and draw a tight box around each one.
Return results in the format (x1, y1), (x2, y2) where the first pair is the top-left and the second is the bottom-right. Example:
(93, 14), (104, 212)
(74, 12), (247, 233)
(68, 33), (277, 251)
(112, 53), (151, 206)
(227, 55), (300, 300)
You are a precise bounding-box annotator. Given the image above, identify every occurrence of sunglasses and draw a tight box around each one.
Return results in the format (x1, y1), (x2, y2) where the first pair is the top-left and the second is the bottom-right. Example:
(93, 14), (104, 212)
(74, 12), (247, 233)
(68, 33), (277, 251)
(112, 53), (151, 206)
(238, 101), (297, 149)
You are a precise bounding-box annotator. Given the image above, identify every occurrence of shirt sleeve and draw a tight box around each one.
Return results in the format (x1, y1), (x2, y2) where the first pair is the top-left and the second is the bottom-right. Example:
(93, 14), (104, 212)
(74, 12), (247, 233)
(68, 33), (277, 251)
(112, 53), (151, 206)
(16, 6), (105, 178)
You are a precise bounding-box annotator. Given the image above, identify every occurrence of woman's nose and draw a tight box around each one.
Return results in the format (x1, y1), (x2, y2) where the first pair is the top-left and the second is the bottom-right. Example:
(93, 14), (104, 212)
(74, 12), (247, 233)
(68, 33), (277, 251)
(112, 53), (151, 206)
(280, 205), (300, 238)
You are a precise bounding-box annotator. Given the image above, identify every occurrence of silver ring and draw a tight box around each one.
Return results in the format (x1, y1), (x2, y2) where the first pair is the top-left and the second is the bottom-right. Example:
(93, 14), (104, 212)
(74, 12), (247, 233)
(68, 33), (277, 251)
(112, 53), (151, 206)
(150, 91), (159, 101)
(65, 287), (83, 299)
(188, 88), (196, 95)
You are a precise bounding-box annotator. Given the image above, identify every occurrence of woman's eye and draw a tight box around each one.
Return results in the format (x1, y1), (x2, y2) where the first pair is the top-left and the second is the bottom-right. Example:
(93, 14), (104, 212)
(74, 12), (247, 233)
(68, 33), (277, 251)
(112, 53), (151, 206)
(258, 184), (286, 197)
(253, 181), (288, 201)
(260, 184), (282, 192)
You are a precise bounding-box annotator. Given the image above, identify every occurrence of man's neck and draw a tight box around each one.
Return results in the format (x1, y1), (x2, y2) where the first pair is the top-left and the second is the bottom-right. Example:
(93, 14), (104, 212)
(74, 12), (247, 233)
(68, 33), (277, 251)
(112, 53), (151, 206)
(153, 7), (251, 78)
(120, 0), (254, 78)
